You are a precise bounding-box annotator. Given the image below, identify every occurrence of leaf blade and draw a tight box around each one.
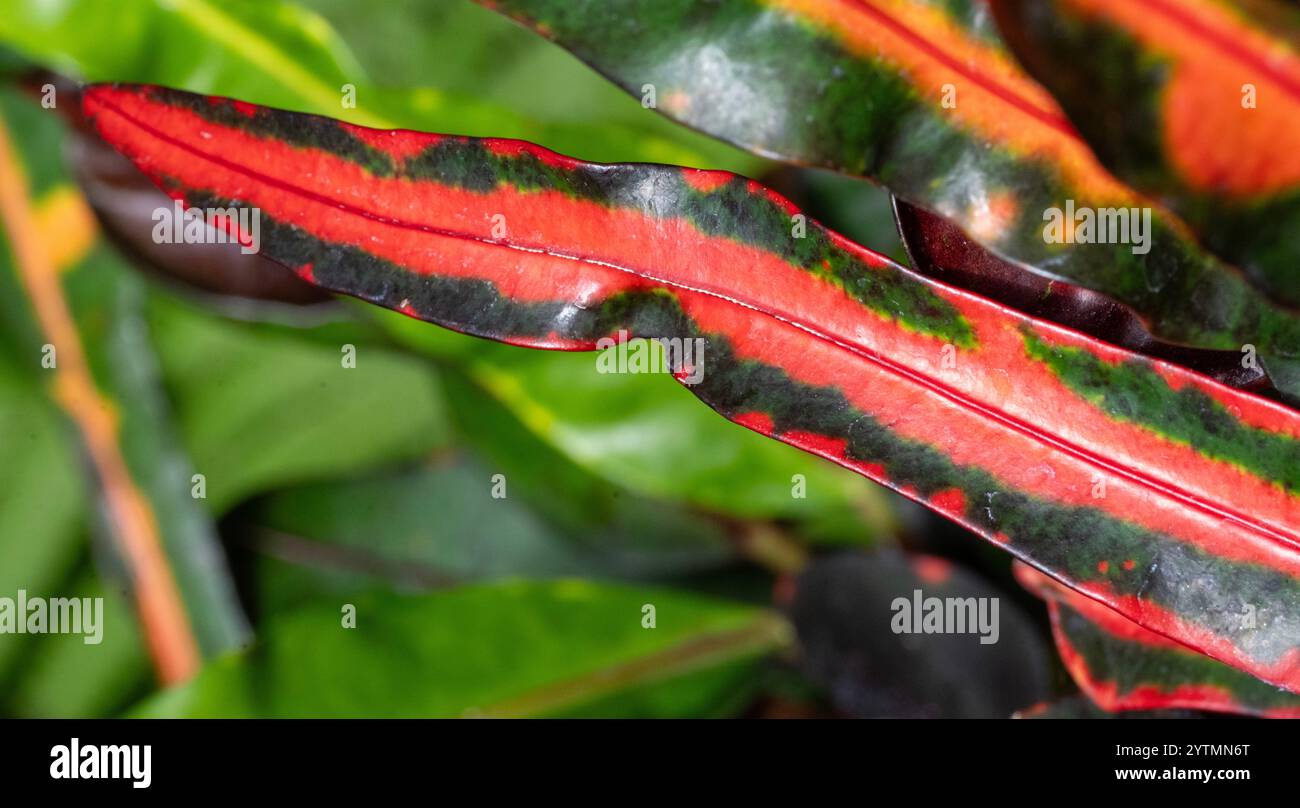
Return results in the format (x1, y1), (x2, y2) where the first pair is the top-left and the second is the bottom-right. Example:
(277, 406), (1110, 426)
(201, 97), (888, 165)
(84, 84), (1300, 691)
(993, 0), (1300, 305)
(479, 0), (1300, 394)
(1017, 562), (1300, 718)
(138, 581), (790, 718)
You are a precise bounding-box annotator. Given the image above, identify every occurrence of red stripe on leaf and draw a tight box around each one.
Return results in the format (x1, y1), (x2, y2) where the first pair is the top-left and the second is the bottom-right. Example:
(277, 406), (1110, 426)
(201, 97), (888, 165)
(83, 84), (1300, 691)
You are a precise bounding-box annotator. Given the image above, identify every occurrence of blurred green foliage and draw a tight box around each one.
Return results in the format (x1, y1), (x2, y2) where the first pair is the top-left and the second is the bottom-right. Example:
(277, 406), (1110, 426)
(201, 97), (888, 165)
(138, 580), (788, 717)
(148, 293), (448, 513)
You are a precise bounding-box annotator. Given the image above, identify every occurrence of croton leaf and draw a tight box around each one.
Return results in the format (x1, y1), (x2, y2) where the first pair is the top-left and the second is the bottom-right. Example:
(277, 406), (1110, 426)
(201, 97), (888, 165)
(81, 84), (1300, 692)
(476, 0), (1300, 399)
(1016, 563), (1300, 718)
(992, 0), (1300, 307)
(893, 196), (1271, 392)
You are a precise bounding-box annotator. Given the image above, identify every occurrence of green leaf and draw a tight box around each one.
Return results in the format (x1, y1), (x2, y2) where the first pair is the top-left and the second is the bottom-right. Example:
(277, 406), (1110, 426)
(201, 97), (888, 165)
(0, 0), (366, 115)
(0, 363), (87, 679)
(146, 291), (450, 513)
(251, 369), (739, 584)
(253, 456), (733, 585)
(443, 369), (743, 563)
(0, 0), (763, 168)
(378, 310), (896, 542)
(3, 565), (150, 718)
(137, 581), (791, 717)
(298, 0), (765, 172)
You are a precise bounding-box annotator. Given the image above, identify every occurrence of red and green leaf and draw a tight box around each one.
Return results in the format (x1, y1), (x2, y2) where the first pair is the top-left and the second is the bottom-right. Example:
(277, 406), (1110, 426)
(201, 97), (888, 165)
(477, 0), (1300, 399)
(893, 197), (1270, 392)
(82, 83), (1300, 691)
(1016, 563), (1300, 717)
(992, 0), (1300, 307)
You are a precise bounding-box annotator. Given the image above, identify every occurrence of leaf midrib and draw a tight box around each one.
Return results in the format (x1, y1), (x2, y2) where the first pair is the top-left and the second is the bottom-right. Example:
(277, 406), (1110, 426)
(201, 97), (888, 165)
(473, 611), (790, 717)
(94, 93), (1299, 551)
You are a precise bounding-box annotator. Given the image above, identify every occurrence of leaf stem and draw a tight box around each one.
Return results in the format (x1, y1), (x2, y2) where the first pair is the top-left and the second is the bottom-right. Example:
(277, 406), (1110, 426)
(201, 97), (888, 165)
(0, 112), (200, 684)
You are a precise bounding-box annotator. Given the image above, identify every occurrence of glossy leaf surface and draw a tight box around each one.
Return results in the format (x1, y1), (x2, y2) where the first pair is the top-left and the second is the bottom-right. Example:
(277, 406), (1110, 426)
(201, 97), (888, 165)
(83, 84), (1300, 691)
(479, 0), (1300, 397)
(993, 0), (1300, 305)
(1017, 563), (1300, 717)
